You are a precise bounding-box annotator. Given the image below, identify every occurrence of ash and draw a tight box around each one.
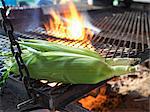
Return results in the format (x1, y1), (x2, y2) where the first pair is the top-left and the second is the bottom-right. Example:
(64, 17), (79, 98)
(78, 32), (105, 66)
(108, 62), (150, 97)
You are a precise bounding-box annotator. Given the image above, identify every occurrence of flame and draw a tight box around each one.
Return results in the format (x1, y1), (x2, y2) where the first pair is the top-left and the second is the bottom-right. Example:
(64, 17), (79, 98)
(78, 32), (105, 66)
(79, 85), (122, 111)
(44, 1), (93, 41)
(79, 86), (107, 111)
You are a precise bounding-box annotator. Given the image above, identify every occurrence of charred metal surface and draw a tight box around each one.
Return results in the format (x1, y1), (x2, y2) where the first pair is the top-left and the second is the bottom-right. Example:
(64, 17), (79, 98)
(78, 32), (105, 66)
(15, 78), (109, 110)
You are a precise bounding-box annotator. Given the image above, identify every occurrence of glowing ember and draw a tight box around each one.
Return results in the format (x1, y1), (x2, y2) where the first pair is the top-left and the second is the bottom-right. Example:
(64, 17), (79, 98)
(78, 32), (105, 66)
(79, 86), (107, 111)
(79, 85), (122, 111)
(44, 1), (93, 41)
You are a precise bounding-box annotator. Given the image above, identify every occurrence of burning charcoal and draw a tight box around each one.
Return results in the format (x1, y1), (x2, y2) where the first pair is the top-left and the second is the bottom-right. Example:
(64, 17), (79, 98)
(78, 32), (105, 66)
(79, 84), (122, 111)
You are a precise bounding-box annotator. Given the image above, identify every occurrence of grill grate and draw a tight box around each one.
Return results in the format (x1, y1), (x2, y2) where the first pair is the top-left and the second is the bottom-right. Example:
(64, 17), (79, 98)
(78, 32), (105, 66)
(91, 9), (150, 58)
(0, 35), (10, 72)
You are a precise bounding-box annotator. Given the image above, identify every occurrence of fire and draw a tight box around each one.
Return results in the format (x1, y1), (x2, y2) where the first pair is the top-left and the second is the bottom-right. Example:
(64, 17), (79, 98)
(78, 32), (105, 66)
(44, 1), (93, 41)
(79, 85), (122, 111)
(79, 86), (107, 111)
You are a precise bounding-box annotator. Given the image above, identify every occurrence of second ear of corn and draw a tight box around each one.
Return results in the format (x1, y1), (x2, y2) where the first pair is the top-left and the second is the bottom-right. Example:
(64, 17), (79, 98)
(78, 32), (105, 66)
(3, 39), (137, 84)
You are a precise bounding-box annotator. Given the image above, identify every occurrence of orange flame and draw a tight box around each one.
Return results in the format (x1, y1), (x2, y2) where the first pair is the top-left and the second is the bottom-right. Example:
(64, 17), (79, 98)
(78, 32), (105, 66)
(79, 86), (107, 111)
(44, 1), (93, 41)
(79, 85), (122, 111)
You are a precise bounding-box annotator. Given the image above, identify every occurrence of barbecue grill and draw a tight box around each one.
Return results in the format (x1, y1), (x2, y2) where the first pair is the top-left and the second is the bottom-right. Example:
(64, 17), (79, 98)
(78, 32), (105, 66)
(0, 1), (150, 112)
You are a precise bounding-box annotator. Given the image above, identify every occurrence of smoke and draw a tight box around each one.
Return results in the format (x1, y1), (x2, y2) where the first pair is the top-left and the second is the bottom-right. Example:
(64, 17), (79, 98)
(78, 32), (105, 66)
(26, 9), (41, 32)
(82, 13), (101, 34)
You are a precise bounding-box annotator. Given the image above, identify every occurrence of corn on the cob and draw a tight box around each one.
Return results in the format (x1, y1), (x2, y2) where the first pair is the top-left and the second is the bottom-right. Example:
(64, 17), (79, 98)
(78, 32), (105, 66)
(1, 39), (137, 84)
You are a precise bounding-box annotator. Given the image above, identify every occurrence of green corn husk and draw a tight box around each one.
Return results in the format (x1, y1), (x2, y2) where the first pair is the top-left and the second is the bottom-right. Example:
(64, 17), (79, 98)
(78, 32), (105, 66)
(19, 39), (139, 66)
(19, 39), (100, 59)
(105, 58), (140, 66)
(2, 39), (137, 84)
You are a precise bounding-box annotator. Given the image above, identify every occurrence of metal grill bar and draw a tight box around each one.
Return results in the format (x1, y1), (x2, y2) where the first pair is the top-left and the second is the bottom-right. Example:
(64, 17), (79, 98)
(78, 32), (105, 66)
(128, 11), (138, 57)
(111, 11), (133, 58)
(114, 11), (133, 57)
(121, 11), (136, 57)
(144, 12), (150, 49)
(134, 11), (140, 55)
(105, 11), (130, 58)
(92, 16), (106, 28)
(95, 13), (128, 56)
(92, 14), (121, 47)
(141, 12), (145, 52)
